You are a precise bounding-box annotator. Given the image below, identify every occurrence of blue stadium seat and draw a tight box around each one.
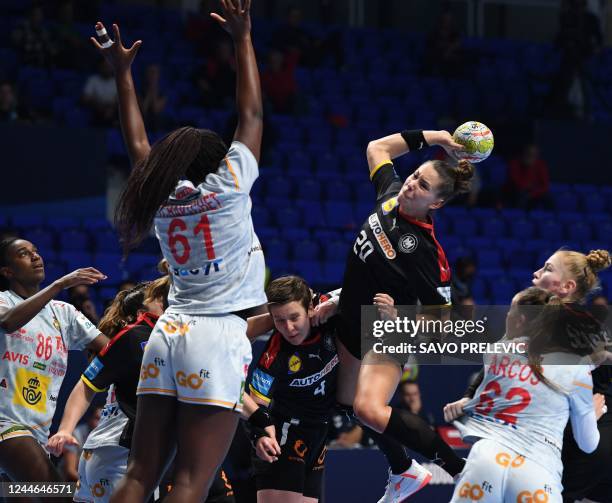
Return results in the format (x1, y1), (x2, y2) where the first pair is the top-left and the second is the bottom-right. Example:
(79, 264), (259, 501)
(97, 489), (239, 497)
(252, 206), (270, 228)
(297, 200), (325, 228)
(295, 179), (322, 201)
(255, 226), (278, 242)
(322, 261), (345, 285)
(537, 220), (563, 241)
(567, 222), (592, 242)
(263, 238), (289, 263)
(554, 191), (578, 212)
(324, 240), (349, 262)
(353, 181), (373, 202)
(125, 253), (160, 275)
(41, 262), (67, 285)
(477, 249), (502, 270)
(481, 217), (506, 239)
(22, 228), (55, 250)
(488, 276), (515, 304)
(324, 180), (351, 201)
(61, 251), (93, 271)
(47, 217), (80, 231)
(92, 228), (121, 253)
(265, 177), (292, 199)
(581, 193), (606, 213)
(291, 260), (323, 284)
(325, 202), (355, 229)
(11, 215), (45, 228)
(275, 207), (302, 228)
(594, 220), (612, 242)
(293, 240), (320, 261)
(59, 229), (90, 252)
(284, 228), (310, 241)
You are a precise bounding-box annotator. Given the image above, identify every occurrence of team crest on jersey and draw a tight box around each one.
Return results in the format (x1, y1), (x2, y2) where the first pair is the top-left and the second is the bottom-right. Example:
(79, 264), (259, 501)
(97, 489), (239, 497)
(381, 197), (398, 215)
(398, 233), (418, 253)
(52, 316), (61, 331)
(288, 354), (302, 374)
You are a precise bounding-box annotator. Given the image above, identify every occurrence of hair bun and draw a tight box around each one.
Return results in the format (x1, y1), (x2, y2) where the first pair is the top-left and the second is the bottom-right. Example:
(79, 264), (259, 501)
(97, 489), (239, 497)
(586, 249), (611, 273)
(455, 159), (475, 181)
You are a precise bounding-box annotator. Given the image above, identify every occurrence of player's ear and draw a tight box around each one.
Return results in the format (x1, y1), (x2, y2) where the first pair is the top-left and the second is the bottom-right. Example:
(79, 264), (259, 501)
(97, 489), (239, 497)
(0, 267), (13, 282)
(560, 279), (577, 297)
(429, 198), (445, 210)
(307, 302), (315, 317)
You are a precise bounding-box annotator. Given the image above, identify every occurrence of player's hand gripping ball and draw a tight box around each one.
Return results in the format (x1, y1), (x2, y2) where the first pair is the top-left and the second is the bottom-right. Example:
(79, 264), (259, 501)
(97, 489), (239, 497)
(452, 121), (494, 163)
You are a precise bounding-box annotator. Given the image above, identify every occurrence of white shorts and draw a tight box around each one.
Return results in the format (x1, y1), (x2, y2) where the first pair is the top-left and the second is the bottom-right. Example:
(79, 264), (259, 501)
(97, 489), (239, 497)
(0, 420), (35, 443)
(73, 446), (129, 503)
(136, 312), (252, 412)
(451, 438), (563, 503)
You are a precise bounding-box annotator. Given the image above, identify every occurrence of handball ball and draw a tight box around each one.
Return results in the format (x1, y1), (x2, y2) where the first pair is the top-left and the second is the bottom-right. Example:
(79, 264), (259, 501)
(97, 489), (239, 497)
(401, 364), (419, 383)
(452, 121), (494, 163)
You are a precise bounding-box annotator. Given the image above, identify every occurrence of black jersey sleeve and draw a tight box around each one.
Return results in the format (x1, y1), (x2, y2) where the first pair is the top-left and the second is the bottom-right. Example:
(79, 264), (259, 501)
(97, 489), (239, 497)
(81, 336), (127, 392)
(371, 162), (403, 201)
(249, 333), (283, 405)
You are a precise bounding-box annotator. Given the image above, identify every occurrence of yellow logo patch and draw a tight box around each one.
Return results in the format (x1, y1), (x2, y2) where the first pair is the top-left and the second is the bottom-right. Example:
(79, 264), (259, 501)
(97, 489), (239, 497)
(13, 368), (49, 413)
(382, 197), (398, 215)
(288, 354), (302, 373)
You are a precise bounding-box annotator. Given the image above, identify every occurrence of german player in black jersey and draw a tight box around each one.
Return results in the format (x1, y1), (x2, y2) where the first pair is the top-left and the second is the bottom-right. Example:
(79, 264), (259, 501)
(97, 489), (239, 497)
(246, 276), (338, 503)
(319, 129), (475, 501)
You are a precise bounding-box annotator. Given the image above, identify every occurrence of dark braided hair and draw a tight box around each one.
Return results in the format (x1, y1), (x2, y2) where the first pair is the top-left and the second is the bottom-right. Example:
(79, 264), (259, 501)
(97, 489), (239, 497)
(114, 127), (227, 254)
(0, 237), (20, 291)
(98, 283), (149, 338)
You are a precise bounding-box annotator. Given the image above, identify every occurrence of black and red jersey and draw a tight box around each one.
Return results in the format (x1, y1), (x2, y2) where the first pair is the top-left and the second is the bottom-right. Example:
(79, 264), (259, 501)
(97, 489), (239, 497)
(249, 296), (338, 423)
(339, 162), (452, 330)
(82, 312), (158, 421)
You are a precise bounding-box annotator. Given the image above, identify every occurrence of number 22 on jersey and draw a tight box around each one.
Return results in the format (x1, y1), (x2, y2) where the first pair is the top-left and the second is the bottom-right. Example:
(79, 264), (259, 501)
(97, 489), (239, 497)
(168, 216), (215, 265)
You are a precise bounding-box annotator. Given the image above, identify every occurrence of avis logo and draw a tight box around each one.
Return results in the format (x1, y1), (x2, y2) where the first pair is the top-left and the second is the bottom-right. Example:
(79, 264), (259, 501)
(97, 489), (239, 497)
(22, 376), (42, 405)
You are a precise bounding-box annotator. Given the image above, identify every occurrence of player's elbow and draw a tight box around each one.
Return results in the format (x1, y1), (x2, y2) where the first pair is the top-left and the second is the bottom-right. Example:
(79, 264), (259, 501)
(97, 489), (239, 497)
(366, 140), (385, 167)
(576, 430), (600, 454)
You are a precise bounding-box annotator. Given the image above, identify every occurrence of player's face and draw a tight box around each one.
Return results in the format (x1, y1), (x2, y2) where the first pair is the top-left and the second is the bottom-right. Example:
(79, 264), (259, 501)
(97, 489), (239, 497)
(269, 301), (312, 346)
(144, 297), (165, 316)
(532, 253), (574, 298)
(0, 239), (45, 286)
(397, 162), (444, 215)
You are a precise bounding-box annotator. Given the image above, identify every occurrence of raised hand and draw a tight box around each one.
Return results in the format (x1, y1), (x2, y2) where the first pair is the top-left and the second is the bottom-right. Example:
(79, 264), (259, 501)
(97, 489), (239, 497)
(374, 293), (398, 321)
(311, 298), (338, 326)
(210, 0), (252, 41)
(55, 268), (106, 290)
(90, 22), (142, 74)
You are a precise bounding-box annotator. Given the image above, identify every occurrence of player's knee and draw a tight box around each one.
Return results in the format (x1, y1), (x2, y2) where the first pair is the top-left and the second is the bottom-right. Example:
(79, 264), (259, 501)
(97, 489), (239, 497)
(354, 396), (384, 431)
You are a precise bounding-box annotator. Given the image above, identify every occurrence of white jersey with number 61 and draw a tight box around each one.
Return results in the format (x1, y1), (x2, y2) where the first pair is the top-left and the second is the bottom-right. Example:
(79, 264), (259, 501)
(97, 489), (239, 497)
(154, 141), (266, 315)
(456, 348), (595, 479)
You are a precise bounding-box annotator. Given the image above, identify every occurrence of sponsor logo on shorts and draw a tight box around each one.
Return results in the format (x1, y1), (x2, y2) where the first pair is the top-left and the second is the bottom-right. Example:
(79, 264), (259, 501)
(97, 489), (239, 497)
(398, 233), (418, 253)
(368, 213), (396, 259)
(458, 482), (485, 500)
(140, 363), (160, 380)
(495, 452), (525, 468)
(162, 320), (192, 336)
(251, 369), (274, 395)
(84, 357), (104, 381)
(32, 361), (46, 371)
(153, 357), (166, 367)
(288, 354), (302, 374)
(176, 371), (204, 389)
(293, 439), (308, 458)
(92, 479), (110, 498)
(516, 489), (550, 503)
(290, 354), (339, 387)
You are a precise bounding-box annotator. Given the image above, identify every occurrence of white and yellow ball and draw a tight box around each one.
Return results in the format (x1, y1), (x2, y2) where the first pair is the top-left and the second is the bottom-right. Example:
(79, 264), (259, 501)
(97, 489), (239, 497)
(452, 121), (494, 163)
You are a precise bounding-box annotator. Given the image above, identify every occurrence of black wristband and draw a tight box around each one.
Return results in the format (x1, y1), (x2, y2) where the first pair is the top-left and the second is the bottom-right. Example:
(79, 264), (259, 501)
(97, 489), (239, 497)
(248, 407), (274, 429)
(400, 129), (429, 151)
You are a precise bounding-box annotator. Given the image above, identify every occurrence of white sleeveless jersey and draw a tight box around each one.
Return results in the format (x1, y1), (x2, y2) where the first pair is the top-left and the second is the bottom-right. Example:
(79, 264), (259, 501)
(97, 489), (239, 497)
(0, 291), (101, 444)
(457, 347), (595, 478)
(154, 141), (266, 314)
(83, 385), (128, 449)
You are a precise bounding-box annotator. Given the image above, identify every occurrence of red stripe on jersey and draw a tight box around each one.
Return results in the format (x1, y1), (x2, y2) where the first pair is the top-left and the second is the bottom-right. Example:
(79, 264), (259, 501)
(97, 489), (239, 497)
(429, 227), (451, 283)
(260, 332), (282, 369)
(99, 312), (159, 357)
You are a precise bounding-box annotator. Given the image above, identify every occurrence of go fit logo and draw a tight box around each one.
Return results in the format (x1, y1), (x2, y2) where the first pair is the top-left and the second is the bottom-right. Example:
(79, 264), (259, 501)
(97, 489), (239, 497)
(176, 369), (210, 389)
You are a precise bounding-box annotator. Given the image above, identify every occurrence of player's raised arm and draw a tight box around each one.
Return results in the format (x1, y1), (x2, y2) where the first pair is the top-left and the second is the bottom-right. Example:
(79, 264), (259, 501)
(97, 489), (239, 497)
(211, 0), (263, 162)
(90, 22), (150, 167)
(366, 130), (464, 175)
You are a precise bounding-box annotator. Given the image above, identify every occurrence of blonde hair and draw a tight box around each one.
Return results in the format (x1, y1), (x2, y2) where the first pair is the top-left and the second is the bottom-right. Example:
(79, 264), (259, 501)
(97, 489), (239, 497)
(557, 249), (611, 301)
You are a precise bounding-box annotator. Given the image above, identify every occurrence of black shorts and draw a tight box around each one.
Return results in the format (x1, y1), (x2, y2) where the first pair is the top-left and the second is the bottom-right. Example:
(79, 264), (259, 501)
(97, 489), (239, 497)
(253, 417), (328, 499)
(561, 410), (612, 502)
(335, 312), (362, 359)
(153, 468), (234, 502)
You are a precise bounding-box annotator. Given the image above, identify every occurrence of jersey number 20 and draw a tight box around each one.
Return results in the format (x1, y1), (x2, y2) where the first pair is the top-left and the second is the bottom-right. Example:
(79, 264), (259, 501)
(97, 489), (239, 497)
(168, 217), (215, 264)
(354, 231), (374, 263)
